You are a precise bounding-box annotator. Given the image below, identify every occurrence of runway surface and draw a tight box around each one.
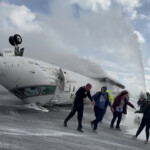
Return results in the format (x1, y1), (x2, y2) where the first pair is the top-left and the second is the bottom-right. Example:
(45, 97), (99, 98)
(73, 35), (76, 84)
(0, 93), (149, 150)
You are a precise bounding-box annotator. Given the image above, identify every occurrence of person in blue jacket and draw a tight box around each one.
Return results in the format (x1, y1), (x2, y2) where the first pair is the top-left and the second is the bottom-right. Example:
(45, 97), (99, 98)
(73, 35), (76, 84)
(91, 86), (113, 131)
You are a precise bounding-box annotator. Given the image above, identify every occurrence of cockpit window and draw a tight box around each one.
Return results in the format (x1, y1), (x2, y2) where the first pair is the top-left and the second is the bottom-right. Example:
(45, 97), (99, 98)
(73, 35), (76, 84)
(20, 87), (39, 96)
(11, 85), (56, 99)
(40, 86), (56, 95)
(12, 86), (39, 99)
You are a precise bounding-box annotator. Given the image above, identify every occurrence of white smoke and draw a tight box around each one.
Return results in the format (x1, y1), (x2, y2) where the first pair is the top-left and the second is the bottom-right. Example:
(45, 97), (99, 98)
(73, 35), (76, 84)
(0, 0), (146, 96)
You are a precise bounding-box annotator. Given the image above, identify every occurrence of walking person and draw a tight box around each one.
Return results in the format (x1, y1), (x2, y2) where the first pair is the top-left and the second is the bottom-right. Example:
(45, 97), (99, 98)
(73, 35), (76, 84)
(64, 83), (93, 132)
(91, 86), (113, 131)
(110, 90), (135, 130)
(132, 100), (150, 144)
(137, 92), (147, 112)
(101, 89), (114, 122)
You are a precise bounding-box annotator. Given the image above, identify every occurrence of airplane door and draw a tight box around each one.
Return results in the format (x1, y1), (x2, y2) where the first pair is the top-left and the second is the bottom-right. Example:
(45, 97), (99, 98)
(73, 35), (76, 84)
(60, 68), (71, 92)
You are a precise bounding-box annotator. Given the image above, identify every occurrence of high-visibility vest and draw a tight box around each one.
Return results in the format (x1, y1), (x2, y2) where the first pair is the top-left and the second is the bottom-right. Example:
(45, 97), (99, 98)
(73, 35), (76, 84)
(106, 90), (114, 104)
(109, 94), (114, 104)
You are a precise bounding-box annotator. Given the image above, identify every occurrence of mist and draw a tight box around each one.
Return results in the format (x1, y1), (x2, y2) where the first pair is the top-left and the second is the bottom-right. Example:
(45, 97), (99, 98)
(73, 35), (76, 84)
(0, 0), (146, 97)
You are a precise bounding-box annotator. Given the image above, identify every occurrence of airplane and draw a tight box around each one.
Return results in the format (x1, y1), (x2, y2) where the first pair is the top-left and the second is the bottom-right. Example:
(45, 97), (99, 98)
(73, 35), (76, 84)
(0, 34), (125, 112)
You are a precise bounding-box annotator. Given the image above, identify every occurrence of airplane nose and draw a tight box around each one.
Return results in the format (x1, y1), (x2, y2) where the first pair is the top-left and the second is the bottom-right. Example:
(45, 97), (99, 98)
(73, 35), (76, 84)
(0, 57), (22, 88)
(0, 58), (9, 91)
(0, 58), (6, 76)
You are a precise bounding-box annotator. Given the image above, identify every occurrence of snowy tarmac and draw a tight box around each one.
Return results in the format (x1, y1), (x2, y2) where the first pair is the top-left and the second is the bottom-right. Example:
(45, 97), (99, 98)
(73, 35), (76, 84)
(0, 94), (149, 150)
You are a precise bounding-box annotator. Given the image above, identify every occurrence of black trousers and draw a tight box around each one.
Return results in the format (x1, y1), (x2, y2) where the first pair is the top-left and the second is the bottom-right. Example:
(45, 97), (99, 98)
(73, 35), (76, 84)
(136, 117), (150, 140)
(101, 106), (107, 121)
(64, 104), (84, 129)
(91, 106), (105, 130)
(110, 112), (122, 128)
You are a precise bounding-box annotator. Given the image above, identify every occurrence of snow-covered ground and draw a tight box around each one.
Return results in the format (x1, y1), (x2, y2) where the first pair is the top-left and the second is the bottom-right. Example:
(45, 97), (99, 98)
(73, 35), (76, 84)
(0, 93), (149, 150)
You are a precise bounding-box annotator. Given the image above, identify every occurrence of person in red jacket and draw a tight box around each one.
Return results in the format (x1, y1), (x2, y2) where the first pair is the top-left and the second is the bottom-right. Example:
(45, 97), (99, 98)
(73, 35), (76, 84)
(110, 90), (136, 130)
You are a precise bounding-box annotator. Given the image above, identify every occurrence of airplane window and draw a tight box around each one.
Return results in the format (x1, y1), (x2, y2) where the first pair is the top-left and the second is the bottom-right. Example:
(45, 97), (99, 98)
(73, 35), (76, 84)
(20, 87), (39, 96)
(40, 86), (56, 95)
(11, 89), (25, 99)
(11, 86), (39, 99)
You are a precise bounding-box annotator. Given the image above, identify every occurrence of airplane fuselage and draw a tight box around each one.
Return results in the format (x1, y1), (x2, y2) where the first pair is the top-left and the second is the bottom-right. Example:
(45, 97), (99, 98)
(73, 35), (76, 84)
(0, 55), (121, 105)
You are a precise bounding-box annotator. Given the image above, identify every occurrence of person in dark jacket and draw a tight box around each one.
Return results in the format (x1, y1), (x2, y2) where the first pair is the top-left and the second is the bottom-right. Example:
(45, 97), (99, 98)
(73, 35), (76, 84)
(110, 90), (135, 130)
(64, 83), (93, 132)
(132, 101), (150, 144)
(137, 92), (147, 112)
(91, 86), (113, 131)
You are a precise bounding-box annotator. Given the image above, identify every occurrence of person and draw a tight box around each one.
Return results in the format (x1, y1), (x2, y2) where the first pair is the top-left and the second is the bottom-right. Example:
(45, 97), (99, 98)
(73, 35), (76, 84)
(147, 92), (150, 100)
(64, 83), (94, 132)
(110, 90), (135, 130)
(137, 92), (147, 112)
(101, 89), (114, 122)
(132, 100), (150, 144)
(91, 86), (113, 131)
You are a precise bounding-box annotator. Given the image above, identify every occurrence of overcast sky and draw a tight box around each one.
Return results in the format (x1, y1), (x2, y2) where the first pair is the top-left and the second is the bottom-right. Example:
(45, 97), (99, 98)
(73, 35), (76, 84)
(0, 0), (150, 96)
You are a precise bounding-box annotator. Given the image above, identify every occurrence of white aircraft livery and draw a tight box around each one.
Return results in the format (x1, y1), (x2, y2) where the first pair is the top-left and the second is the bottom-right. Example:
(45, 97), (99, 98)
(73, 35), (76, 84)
(0, 34), (125, 111)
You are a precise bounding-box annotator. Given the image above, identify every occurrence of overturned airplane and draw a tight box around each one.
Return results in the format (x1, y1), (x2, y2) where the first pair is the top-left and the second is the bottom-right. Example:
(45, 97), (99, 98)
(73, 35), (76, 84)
(0, 34), (125, 111)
